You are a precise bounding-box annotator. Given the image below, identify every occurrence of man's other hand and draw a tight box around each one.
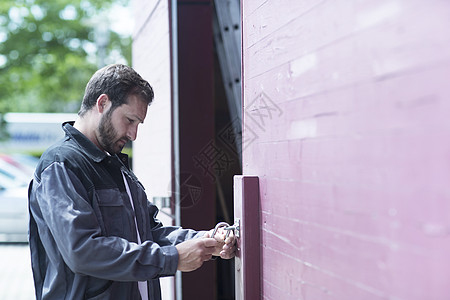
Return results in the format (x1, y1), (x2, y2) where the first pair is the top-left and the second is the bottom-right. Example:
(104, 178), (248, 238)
(175, 238), (218, 272)
(204, 228), (236, 259)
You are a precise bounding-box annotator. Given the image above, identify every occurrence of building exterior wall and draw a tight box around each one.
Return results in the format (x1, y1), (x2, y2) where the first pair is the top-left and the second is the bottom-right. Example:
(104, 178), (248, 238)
(132, 1), (216, 299)
(132, 0), (173, 202)
(242, 1), (450, 299)
(132, 0), (175, 299)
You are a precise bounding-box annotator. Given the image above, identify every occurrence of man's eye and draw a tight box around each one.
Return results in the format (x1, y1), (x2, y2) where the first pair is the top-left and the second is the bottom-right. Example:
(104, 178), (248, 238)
(127, 118), (134, 124)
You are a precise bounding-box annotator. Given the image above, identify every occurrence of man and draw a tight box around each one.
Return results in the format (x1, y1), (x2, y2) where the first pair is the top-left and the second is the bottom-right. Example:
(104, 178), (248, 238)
(28, 64), (235, 300)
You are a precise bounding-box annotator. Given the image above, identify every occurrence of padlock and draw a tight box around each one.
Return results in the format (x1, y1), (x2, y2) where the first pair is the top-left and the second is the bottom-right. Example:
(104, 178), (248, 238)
(211, 222), (230, 240)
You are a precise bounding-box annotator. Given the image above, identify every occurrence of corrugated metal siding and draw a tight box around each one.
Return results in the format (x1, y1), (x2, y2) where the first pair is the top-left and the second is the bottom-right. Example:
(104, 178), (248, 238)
(242, 1), (450, 299)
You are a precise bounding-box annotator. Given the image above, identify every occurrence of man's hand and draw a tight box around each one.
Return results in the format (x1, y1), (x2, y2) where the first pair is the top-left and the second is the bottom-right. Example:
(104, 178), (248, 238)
(204, 228), (236, 259)
(175, 238), (218, 272)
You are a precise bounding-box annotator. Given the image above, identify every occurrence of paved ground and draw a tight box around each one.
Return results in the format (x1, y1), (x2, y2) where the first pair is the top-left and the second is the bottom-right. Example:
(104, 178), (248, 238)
(0, 244), (35, 300)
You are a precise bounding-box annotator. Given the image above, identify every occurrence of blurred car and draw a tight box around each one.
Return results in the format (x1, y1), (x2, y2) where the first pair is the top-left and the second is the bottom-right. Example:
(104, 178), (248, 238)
(0, 154), (34, 185)
(0, 153), (37, 243)
(0, 184), (29, 242)
(8, 153), (39, 175)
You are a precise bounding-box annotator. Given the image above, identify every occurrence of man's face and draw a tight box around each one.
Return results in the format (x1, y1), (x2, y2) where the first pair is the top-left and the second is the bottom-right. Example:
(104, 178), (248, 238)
(97, 95), (148, 154)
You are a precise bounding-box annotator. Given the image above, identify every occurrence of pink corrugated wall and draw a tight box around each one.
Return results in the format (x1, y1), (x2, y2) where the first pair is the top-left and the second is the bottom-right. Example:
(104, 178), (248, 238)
(242, 1), (450, 299)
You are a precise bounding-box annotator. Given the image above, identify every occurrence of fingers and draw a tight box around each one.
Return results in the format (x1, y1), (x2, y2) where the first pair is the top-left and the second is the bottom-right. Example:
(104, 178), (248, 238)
(224, 234), (236, 245)
(208, 227), (228, 239)
(219, 245), (236, 259)
(202, 253), (213, 261)
(200, 238), (218, 260)
(205, 226), (237, 260)
(203, 228), (216, 239)
(222, 233), (236, 259)
(203, 237), (219, 248)
(207, 227), (235, 242)
(176, 238), (219, 272)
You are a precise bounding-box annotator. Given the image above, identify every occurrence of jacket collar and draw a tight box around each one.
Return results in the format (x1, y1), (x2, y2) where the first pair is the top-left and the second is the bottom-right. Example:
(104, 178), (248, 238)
(62, 121), (129, 165)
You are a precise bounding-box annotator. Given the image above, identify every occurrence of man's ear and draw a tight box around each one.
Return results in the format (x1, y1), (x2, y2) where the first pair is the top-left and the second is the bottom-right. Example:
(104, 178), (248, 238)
(96, 94), (110, 113)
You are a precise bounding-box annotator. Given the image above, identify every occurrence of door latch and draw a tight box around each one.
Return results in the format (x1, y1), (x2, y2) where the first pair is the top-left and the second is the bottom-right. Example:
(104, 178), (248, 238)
(225, 218), (240, 238)
(211, 219), (240, 239)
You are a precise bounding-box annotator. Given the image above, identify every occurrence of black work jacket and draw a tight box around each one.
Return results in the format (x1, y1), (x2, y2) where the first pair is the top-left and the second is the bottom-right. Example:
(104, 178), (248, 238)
(29, 122), (202, 299)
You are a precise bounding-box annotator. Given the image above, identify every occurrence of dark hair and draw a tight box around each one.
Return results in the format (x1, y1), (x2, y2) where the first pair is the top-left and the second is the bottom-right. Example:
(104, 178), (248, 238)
(78, 64), (154, 116)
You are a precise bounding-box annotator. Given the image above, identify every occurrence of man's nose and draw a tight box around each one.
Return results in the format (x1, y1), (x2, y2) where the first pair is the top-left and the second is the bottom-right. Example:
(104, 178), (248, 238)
(127, 125), (138, 141)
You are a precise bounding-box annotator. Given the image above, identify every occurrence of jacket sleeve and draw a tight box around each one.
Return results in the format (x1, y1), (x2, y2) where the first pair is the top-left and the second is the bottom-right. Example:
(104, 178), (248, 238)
(30, 161), (178, 281)
(146, 202), (206, 247)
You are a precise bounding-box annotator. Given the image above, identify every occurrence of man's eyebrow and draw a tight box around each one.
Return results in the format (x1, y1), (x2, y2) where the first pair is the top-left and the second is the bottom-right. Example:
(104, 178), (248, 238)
(135, 115), (144, 123)
(129, 114), (144, 123)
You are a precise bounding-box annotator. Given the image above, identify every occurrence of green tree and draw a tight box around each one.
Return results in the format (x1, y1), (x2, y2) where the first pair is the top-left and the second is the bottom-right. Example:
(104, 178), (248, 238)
(0, 0), (131, 114)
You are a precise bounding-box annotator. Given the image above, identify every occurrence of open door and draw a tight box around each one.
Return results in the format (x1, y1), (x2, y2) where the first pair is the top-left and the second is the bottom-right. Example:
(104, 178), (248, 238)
(233, 175), (261, 299)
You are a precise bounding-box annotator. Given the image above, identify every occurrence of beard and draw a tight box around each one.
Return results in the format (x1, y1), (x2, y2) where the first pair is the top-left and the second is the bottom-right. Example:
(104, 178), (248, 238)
(98, 109), (128, 154)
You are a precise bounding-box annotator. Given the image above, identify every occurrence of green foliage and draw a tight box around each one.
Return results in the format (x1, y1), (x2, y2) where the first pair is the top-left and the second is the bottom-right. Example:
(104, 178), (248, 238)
(0, 0), (131, 114)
